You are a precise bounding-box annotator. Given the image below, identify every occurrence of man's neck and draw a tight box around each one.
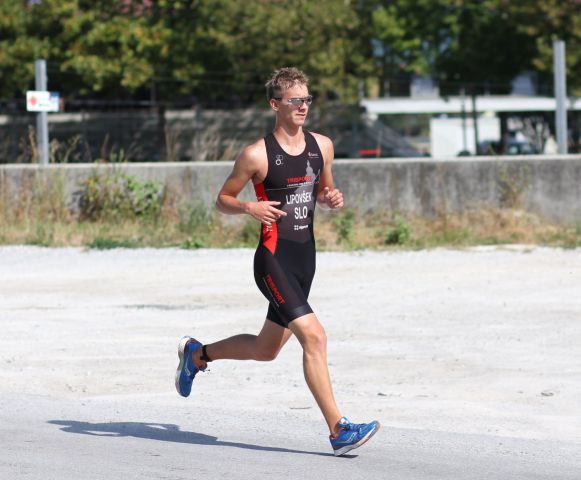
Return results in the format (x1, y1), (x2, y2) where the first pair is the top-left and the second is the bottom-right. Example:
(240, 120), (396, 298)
(273, 124), (304, 149)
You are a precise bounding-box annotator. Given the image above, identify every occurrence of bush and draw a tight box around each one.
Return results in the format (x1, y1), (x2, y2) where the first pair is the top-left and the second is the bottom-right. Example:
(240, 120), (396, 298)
(87, 237), (139, 249)
(77, 169), (164, 221)
(332, 208), (356, 245)
(385, 215), (411, 245)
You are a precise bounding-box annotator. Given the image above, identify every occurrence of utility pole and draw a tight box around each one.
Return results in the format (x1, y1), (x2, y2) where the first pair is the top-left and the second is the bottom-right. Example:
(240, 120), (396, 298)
(471, 90), (479, 155)
(35, 59), (49, 165)
(553, 40), (568, 154)
(460, 87), (467, 152)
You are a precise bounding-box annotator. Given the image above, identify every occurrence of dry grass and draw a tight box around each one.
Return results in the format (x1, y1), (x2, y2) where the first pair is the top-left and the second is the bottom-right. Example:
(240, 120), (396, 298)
(313, 207), (580, 250)
(0, 175), (579, 250)
(1, 208), (578, 250)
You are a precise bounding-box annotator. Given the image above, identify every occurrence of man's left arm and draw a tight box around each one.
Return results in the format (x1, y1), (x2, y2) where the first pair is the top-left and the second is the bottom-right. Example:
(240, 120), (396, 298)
(313, 134), (344, 210)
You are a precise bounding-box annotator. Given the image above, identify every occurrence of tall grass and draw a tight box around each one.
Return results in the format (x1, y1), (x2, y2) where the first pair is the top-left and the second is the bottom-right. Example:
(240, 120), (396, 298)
(0, 169), (579, 249)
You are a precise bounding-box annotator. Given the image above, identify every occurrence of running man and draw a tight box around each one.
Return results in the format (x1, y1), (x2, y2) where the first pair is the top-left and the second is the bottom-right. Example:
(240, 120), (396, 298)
(176, 67), (380, 456)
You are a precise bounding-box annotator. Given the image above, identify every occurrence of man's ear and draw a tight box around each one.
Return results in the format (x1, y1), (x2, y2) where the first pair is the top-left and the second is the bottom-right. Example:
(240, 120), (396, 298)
(269, 98), (279, 111)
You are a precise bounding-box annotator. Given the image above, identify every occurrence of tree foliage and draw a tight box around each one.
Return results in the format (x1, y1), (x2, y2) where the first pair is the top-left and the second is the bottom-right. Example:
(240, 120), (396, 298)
(0, 0), (369, 102)
(369, 0), (581, 96)
(195, 0), (371, 102)
(506, 0), (581, 95)
(1, 0), (581, 102)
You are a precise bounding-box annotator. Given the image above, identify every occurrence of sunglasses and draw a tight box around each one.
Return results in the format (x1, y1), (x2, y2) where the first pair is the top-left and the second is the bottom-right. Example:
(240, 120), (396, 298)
(274, 95), (313, 107)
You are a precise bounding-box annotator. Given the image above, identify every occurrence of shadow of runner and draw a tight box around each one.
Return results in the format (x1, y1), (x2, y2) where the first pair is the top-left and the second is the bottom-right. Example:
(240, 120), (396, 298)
(48, 420), (355, 458)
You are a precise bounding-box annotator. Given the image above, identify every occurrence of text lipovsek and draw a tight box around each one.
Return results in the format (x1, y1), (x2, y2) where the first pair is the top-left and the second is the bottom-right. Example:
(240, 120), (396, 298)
(285, 191), (312, 205)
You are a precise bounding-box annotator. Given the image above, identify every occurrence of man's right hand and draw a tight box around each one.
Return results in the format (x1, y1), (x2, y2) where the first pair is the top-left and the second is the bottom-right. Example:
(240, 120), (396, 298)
(246, 201), (287, 226)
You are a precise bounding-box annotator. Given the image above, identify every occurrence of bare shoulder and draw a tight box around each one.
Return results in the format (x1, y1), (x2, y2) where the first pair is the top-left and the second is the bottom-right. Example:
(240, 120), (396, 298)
(233, 137), (268, 182)
(310, 132), (334, 164)
(310, 132), (333, 149)
(238, 138), (267, 165)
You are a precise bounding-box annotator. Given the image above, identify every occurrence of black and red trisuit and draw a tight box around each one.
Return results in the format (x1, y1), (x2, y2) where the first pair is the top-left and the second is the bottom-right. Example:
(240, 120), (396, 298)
(253, 131), (324, 328)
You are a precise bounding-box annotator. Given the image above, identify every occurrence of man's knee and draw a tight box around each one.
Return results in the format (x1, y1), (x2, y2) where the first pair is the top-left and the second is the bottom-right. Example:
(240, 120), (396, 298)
(301, 324), (327, 355)
(288, 313), (328, 355)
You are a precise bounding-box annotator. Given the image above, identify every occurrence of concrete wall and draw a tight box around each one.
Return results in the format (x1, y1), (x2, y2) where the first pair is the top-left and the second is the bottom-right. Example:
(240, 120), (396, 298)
(1, 156), (580, 223)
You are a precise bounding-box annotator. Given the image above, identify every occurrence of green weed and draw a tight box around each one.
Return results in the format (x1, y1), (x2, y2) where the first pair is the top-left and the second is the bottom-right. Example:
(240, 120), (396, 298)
(26, 222), (55, 247)
(385, 215), (411, 245)
(87, 237), (139, 249)
(332, 208), (356, 245)
(179, 202), (211, 234)
(497, 163), (531, 209)
(239, 217), (260, 246)
(181, 237), (205, 249)
(77, 169), (164, 221)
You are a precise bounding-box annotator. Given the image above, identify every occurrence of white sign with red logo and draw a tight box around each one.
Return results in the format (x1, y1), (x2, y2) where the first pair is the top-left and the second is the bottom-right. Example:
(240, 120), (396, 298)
(26, 91), (60, 112)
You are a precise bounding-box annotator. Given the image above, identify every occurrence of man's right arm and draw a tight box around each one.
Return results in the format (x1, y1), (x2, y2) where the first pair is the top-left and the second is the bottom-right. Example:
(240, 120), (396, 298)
(216, 144), (287, 227)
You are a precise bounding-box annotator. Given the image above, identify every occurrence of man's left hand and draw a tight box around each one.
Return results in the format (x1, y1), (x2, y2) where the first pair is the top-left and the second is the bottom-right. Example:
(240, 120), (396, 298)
(321, 187), (344, 209)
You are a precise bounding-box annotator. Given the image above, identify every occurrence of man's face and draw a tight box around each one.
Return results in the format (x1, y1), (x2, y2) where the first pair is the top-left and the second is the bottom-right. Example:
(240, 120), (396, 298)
(271, 83), (311, 127)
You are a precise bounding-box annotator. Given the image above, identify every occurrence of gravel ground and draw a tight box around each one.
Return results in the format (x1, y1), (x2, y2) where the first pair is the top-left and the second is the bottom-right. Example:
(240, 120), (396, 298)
(0, 246), (580, 479)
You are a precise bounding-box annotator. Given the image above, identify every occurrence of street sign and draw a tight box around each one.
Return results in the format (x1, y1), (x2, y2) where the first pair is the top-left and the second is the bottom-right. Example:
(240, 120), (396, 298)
(26, 90), (60, 112)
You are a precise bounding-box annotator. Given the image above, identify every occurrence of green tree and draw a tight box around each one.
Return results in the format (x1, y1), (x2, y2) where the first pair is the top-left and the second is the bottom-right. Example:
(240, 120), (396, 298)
(0, 0), (53, 98)
(0, 0), (372, 103)
(435, 1), (537, 95)
(194, 0), (372, 102)
(369, 0), (537, 95)
(56, 1), (207, 97)
(3, 0), (579, 104)
(506, 0), (581, 95)
(0, 1), (207, 99)
(369, 0), (445, 95)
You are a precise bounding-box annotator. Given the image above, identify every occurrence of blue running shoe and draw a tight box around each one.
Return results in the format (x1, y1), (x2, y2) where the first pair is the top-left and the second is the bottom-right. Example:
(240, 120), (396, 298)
(330, 417), (381, 456)
(175, 336), (203, 397)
